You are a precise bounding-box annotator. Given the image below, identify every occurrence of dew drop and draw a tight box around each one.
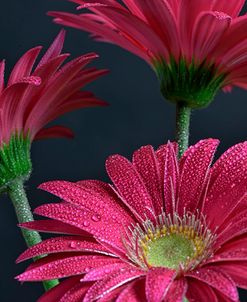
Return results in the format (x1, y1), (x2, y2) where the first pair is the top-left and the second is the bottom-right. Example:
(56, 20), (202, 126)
(91, 214), (101, 222)
(83, 221), (90, 227)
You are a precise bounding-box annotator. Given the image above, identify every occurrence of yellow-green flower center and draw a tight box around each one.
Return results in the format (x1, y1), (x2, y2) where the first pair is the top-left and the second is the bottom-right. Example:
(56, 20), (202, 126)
(124, 212), (216, 272)
(146, 234), (194, 269)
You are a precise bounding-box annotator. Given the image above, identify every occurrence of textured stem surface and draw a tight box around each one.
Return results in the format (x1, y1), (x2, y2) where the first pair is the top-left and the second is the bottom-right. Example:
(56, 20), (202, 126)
(8, 179), (59, 291)
(176, 104), (191, 158)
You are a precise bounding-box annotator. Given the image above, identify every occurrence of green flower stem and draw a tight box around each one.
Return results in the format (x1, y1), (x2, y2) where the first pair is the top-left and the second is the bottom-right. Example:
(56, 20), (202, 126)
(184, 298), (189, 302)
(176, 104), (191, 158)
(8, 179), (59, 291)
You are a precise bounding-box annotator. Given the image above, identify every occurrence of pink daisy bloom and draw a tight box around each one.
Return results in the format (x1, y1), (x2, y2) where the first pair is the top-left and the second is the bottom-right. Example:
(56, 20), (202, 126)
(49, 0), (247, 108)
(0, 29), (107, 188)
(17, 139), (247, 301)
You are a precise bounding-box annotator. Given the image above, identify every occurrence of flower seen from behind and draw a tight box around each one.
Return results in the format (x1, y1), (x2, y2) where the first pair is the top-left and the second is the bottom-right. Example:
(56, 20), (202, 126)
(17, 139), (247, 301)
(0, 29), (107, 189)
(49, 0), (247, 108)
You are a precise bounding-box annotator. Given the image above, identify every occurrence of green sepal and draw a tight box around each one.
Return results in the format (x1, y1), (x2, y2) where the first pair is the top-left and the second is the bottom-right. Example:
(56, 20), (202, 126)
(0, 132), (32, 190)
(153, 56), (227, 109)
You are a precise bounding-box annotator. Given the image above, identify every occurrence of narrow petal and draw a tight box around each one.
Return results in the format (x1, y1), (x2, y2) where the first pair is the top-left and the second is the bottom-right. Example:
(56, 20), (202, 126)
(16, 254), (120, 281)
(212, 0), (245, 17)
(8, 47), (41, 86)
(106, 154), (155, 221)
(59, 282), (92, 302)
(203, 141), (247, 228)
(34, 202), (125, 253)
(16, 236), (112, 263)
(37, 29), (66, 68)
(37, 276), (81, 302)
(215, 261), (247, 289)
(39, 180), (133, 226)
(164, 278), (187, 302)
(83, 268), (144, 302)
(19, 220), (89, 236)
(177, 139), (219, 214)
(132, 145), (163, 215)
(186, 278), (218, 302)
(192, 11), (231, 62)
(0, 60), (5, 94)
(35, 126), (74, 140)
(116, 279), (146, 302)
(186, 267), (239, 301)
(145, 268), (176, 302)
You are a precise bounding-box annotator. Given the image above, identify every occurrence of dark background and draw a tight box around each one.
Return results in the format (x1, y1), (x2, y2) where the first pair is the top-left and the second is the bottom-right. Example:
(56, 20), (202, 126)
(0, 0), (247, 301)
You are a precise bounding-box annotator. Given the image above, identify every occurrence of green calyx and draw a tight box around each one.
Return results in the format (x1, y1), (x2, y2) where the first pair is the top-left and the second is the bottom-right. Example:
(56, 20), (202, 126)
(0, 133), (32, 191)
(153, 57), (227, 109)
(146, 234), (194, 269)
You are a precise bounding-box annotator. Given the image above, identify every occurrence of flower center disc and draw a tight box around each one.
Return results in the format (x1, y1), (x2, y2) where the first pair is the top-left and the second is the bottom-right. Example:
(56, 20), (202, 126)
(146, 233), (194, 269)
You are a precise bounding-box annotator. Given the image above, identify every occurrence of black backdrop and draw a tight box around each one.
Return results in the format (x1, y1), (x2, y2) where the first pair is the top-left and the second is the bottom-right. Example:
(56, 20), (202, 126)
(0, 0), (247, 301)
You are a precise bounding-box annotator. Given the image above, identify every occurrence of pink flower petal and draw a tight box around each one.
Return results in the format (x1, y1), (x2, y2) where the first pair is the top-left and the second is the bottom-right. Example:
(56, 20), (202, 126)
(164, 278), (187, 302)
(34, 202), (125, 254)
(82, 263), (132, 281)
(186, 278), (218, 302)
(106, 154), (155, 221)
(37, 276), (81, 302)
(35, 125), (74, 140)
(163, 142), (179, 214)
(16, 254), (120, 281)
(16, 236), (112, 263)
(83, 268), (144, 302)
(116, 279), (146, 302)
(39, 180), (133, 226)
(145, 268), (176, 302)
(177, 139), (219, 214)
(36, 29), (66, 69)
(59, 282), (92, 302)
(7, 46), (41, 86)
(19, 219), (89, 236)
(192, 11), (231, 62)
(203, 141), (247, 228)
(212, 0), (245, 17)
(186, 266), (238, 301)
(215, 261), (247, 289)
(132, 145), (163, 215)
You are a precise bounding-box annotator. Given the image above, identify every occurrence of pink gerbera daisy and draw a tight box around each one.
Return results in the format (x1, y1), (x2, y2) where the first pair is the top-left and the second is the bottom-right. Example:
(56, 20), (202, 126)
(17, 139), (247, 301)
(49, 0), (247, 108)
(0, 29), (107, 188)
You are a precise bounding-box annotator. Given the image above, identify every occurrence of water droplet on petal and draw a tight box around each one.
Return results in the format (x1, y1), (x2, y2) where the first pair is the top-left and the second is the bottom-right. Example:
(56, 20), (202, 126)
(91, 214), (101, 222)
(83, 221), (90, 227)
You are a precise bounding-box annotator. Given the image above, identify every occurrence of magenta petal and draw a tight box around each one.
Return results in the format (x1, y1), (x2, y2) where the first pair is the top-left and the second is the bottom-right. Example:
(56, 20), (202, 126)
(82, 263), (131, 281)
(39, 180), (133, 226)
(186, 278), (218, 302)
(37, 276), (81, 302)
(16, 236), (112, 263)
(106, 154), (155, 221)
(145, 268), (176, 302)
(215, 261), (247, 290)
(186, 266), (238, 301)
(163, 142), (179, 214)
(36, 29), (66, 68)
(83, 268), (144, 302)
(35, 125), (74, 140)
(19, 219), (90, 236)
(34, 202), (125, 253)
(116, 279), (146, 302)
(177, 139), (219, 214)
(164, 278), (187, 302)
(59, 282), (91, 302)
(132, 145), (163, 215)
(16, 254), (120, 281)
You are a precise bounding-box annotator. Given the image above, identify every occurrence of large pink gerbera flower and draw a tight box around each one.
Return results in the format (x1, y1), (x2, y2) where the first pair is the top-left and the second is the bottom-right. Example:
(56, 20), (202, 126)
(49, 0), (247, 108)
(17, 139), (247, 301)
(0, 30), (107, 188)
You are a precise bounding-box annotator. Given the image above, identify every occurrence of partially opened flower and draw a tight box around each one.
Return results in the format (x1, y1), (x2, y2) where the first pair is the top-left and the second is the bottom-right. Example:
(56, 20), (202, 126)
(0, 30), (107, 189)
(17, 139), (247, 301)
(49, 0), (247, 108)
